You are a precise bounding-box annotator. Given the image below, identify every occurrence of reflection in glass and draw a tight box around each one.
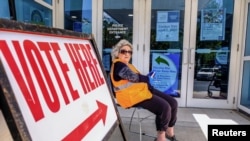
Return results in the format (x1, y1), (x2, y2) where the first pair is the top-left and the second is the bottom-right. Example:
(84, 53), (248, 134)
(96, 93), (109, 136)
(15, 0), (52, 27)
(64, 0), (92, 33)
(193, 0), (234, 99)
(150, 0), (185, 97)
(0, 0), (10, 19)
(43, 0), (52, 5)
(240, 5), (250, 109)
(244, 4), (250, 56)
(240, 61), (250, 109)
(102, 0), (133, 73)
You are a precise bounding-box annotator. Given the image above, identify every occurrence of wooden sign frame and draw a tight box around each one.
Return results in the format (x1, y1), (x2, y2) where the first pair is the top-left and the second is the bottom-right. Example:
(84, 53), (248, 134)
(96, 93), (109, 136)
(0, 18), (127, 141)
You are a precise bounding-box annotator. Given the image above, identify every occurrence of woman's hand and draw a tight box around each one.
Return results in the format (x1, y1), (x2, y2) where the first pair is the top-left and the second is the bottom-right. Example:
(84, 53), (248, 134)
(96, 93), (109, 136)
(139, 74), (154, 90)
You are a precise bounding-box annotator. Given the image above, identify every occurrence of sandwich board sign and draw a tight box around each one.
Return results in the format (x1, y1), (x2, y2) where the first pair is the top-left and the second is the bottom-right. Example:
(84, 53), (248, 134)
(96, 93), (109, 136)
(0, 19), (127, 141)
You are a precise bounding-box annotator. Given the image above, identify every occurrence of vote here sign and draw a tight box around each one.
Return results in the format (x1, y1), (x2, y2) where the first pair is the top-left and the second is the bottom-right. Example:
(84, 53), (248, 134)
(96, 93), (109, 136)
(0, 29), (118, 141)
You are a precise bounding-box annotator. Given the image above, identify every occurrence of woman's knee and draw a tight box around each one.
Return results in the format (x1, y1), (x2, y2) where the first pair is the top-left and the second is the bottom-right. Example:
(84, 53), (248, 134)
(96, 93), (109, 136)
(171, 98), (178, 109)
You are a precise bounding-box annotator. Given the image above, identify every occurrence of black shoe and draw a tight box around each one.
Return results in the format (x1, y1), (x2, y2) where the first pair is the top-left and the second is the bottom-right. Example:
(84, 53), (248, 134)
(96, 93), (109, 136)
(166, 135), (178, 141)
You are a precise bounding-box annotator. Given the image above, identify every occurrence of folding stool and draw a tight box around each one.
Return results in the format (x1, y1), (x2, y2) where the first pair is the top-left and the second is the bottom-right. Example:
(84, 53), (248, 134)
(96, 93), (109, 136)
(128, 107), (155, 141)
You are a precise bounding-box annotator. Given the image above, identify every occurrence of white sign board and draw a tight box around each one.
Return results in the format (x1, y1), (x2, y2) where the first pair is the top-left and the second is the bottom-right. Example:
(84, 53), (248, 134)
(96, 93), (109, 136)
(0, 29), (118, 141)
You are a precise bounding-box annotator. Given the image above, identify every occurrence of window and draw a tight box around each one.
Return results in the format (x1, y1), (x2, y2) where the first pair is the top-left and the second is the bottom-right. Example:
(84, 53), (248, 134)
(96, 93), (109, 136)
(0, 0), (10, 19)
(15, 0), (52, 27)
(64, 0), (92, 34)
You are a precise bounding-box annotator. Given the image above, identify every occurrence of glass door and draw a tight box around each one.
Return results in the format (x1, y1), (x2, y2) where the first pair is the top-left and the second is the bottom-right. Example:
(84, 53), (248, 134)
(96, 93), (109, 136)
(102, 0), (237, 108)
(102, 0), (149, 74)
(147, 0), (187, 106)
(102, 0), (134, 74)
(186, 0), (236, 108)
(147, 0), (236, 108)
(238, 0), (250, 114)
(0, 0), (11, 19)
(14, 0), (54, 27)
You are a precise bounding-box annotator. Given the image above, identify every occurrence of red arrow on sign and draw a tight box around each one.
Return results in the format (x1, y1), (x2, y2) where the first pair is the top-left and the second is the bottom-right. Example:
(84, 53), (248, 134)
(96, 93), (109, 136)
(62, 100), (108, 141)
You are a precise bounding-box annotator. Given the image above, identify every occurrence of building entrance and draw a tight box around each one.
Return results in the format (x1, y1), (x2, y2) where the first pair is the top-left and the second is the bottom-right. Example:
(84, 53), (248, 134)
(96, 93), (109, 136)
(102, 0), (236, 108)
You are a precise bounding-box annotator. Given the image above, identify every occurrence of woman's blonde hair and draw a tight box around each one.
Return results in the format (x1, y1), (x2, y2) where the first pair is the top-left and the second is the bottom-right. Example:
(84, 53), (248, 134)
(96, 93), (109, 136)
(111, 39), (133, 61)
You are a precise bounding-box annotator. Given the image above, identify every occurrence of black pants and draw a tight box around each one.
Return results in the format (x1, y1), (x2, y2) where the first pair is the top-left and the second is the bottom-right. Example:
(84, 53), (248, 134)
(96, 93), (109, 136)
(134, 88), (178, 131)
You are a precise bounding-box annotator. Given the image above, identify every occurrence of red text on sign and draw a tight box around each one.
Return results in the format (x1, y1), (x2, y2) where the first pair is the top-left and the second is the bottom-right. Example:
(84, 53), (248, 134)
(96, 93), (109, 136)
(0, 39), (105, 121)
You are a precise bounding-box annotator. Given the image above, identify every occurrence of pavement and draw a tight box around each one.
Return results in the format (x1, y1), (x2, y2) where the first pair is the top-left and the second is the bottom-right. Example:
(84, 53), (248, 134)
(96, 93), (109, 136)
(111, 107), (250, 141)
(1, 107), (250, 141)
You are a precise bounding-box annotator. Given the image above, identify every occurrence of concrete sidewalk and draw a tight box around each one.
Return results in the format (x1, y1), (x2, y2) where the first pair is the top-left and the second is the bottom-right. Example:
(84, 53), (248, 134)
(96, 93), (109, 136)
(1, 107), (250, 141)
(116, 107), (250, 141)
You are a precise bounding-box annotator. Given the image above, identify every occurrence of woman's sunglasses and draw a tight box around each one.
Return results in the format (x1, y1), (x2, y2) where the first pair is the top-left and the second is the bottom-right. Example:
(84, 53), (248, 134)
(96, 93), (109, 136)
(119, 49), (133, 55)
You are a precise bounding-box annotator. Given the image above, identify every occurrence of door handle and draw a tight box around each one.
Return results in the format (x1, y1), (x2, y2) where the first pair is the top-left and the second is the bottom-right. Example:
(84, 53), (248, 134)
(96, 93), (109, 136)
(183, 48), (188, 65)
(190, 48), (195, 65)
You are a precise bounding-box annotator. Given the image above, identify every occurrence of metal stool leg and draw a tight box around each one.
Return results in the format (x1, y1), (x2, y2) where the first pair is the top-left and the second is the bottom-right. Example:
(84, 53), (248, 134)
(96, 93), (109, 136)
(128, 107), (155, 140)
(137, 109), (142, 141)
(128, 108), (137, 132)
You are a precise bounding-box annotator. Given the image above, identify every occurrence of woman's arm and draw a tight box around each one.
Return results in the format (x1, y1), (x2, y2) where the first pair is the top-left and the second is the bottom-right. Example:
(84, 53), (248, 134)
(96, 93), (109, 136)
(113, 62), (139, 82)
(113, 62), (154, 90)
(113, 62), (150, 83)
